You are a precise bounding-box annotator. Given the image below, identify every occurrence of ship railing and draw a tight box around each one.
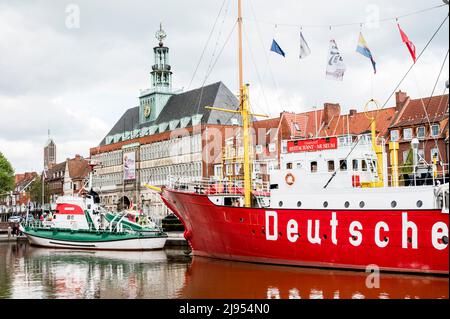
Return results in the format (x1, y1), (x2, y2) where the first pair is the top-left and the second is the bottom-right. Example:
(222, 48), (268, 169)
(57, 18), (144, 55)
(167, 176), (271, 196)
(386, 163), (449, 187)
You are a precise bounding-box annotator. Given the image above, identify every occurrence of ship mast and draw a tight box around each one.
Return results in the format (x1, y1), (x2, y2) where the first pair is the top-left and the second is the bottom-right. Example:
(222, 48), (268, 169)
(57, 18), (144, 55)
(238, 0), (252, 208)
(205, 0), (266, 207)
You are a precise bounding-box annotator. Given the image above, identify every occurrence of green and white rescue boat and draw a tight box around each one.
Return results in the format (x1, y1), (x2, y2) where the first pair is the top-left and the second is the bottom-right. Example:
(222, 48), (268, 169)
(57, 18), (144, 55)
(20, 195), (168, 250)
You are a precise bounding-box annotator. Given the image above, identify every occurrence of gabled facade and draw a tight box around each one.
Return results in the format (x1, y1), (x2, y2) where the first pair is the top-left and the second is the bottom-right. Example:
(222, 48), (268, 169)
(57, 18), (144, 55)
(387, 91), (449, 168)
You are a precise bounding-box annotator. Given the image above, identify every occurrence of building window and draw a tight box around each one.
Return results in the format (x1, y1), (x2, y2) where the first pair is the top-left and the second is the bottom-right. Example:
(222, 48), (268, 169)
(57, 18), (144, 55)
(417, 126), (425, 139)
(339, 160), (347, 171)
(390, 130), (399, 142)
(431, 148), (439, 161)
(362, 160), (368, 171)
(286, 163), (293, 169)
(418, 149), (424, 160)
(327, 160), (335, 172)
(214, 165), (223, 178)
(431, 124), (440, 137)
(226, 165), (233, 176)
(403, 128), (412, 140)
(352, 159), (359, 171)
(403, 150), (410, 163)
(310, 161), (318, 173)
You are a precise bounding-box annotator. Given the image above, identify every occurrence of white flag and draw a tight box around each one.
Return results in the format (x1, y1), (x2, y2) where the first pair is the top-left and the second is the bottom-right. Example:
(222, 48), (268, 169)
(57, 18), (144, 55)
(299, 32), (311, 59)
(326, 39), (346, 81)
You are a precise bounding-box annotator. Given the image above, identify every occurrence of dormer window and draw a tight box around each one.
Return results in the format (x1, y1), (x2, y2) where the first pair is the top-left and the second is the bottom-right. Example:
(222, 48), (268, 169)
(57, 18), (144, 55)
(431, 124), (440, 137)
(293, 123), (301, 132)
(403, 128), (412, 140)
(417, 126), (425, 139)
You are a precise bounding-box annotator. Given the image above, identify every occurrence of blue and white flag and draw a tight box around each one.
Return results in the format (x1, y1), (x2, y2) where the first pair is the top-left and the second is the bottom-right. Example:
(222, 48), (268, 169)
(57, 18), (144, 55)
(356, 32), (376, 74)
(271, 39), (286, 57)
(299, 32), (311, 59)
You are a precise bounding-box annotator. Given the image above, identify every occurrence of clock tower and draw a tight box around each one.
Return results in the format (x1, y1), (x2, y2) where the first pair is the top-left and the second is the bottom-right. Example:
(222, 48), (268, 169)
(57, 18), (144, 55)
(139, 23), (174, 124)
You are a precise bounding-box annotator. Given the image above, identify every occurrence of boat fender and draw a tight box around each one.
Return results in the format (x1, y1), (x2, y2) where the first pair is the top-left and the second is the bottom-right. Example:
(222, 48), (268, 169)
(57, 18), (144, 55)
(285, 173), (295, 186)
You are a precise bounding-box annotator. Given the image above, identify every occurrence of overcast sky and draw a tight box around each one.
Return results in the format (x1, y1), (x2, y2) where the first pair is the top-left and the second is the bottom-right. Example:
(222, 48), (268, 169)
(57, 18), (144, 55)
(0, 0), (448, 173)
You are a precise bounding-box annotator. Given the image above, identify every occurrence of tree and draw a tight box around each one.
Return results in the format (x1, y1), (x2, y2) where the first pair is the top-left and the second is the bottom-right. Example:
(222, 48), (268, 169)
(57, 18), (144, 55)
(29, 175), (50, 205)
(0, 152), (14, 194)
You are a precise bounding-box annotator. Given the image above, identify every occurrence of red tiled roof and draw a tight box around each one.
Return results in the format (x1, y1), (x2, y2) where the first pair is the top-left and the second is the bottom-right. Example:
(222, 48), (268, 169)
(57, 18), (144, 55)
(68, 157), (91, 180)
(390, 94), (449, 128)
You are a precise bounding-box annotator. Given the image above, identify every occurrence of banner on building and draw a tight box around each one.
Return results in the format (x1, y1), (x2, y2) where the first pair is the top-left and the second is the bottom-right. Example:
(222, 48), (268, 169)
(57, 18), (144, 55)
(326, 39), (346, 81)
(123, 151), (136, 180)
(287, 137), (337, 153)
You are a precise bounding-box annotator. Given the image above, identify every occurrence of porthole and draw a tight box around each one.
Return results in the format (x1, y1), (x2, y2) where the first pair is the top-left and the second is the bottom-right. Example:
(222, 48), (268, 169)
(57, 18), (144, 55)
(344, 201), (350, 208)
(297, 201), (302, 207)
(323, 234), (327, 240)
(384, 236), (389, 242)
(323, 201), (328, 208)
(443, 236), (449, 245)
(279, 201), (283, 207)
(391, 201), (397, 208)
(416, 200), (423, 208)
(359, 201), (365, 208)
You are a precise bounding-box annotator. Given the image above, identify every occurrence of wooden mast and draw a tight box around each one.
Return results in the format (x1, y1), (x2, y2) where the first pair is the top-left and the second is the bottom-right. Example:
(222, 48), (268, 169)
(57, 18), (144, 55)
(206, 0), (266, 207)
(238, 0), (252, 207)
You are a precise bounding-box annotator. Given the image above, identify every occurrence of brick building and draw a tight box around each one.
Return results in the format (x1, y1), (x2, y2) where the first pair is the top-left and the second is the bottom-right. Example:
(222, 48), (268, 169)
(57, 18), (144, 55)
(90, 26), (240, 217)
(387, 91), (449, 168)
(46, 155), (91, 204)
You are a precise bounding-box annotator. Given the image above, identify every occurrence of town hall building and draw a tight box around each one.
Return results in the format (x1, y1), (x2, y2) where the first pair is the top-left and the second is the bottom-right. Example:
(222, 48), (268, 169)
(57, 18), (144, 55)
(90, 25), (241, 218)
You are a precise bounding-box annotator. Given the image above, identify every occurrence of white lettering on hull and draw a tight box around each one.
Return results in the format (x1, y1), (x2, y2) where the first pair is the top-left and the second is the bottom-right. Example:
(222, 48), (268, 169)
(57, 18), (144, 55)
(265, 211), (278, 241)
(263, 211), (448, 251)
(374, 222), (389, 248)
(349, 221), (363, 247)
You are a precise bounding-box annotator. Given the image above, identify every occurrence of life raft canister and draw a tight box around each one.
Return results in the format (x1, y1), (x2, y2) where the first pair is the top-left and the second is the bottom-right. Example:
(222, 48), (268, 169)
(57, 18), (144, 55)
(285, 173), (295, 186)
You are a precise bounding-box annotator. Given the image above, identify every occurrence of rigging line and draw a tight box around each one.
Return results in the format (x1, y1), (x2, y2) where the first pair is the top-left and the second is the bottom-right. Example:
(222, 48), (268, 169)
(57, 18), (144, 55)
(204, 0), (232, 81)
(194, 15), (235, 118)
(187, 0), (228, 91)
(416, 49), (449, 163)
(243, 4), (446, 29)
(249, 0), (283, 112)
(323, 13), (449, 189)
(243, 19), (272, 119)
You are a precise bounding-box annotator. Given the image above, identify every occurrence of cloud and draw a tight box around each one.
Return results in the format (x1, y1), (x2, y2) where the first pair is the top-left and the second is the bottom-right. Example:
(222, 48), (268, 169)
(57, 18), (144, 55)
(0, 0), (448, 173)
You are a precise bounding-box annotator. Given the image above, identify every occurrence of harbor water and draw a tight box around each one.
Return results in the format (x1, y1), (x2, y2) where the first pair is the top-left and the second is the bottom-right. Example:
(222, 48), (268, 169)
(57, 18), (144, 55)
(0, 242), (448, 299)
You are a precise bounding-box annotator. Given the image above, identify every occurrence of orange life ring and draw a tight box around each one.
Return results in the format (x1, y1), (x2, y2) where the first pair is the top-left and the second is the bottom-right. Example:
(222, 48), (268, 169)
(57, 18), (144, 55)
(285, 173), (295, 185)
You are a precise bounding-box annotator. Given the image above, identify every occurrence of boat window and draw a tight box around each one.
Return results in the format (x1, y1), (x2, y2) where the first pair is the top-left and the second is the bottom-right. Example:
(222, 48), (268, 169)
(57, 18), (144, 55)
(362, 160), (368, 171)
(416, 200), (423, 208)
(372, 160), (377, 173)
(391, 201), (397, 208)
(286, 162), (293, 169)
(339, 160), (347, 171)
(310, 161), (318, 173)
(327, 160), (335, 172)
(352, 159), (359, 171)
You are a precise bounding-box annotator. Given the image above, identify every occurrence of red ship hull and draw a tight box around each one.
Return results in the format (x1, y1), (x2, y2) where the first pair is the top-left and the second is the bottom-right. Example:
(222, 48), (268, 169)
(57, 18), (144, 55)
(161, 188), (449, 274)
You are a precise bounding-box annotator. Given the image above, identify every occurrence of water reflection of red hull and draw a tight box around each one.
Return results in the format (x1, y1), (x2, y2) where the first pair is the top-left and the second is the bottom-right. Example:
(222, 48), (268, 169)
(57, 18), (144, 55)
(162, 189), (449, 274)
(179, 257), (449, 299)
